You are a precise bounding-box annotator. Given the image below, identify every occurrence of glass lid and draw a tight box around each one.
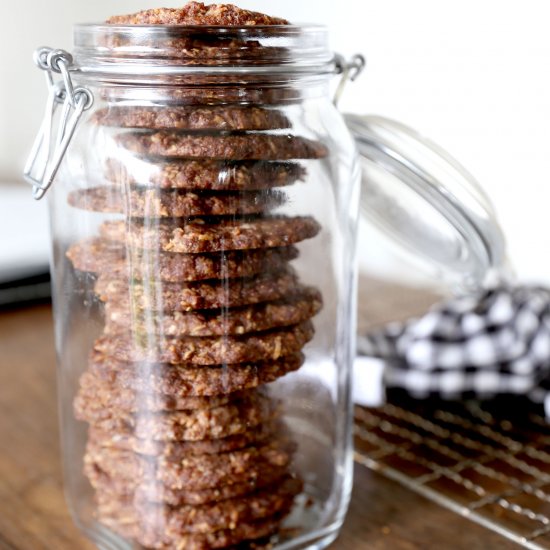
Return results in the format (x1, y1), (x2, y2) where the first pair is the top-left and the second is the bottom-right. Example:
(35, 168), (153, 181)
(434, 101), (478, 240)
(345, 114), (507, 290)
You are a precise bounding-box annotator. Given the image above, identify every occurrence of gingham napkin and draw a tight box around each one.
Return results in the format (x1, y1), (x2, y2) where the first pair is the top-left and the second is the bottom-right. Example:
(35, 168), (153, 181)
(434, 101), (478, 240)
(357, 285), (550, 416)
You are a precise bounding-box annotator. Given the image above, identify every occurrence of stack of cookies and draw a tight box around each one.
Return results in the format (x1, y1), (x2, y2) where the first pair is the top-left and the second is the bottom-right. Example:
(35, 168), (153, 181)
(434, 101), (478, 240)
(66, 3), (329, 549)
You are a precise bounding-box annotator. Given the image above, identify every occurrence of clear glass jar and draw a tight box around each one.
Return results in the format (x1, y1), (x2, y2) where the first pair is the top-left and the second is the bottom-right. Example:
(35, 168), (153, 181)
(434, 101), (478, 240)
(32, 23), (360, 550)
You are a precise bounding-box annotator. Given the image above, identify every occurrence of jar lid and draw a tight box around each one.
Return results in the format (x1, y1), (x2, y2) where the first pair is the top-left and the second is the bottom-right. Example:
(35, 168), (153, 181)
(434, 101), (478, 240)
(345, 114), (507, 290)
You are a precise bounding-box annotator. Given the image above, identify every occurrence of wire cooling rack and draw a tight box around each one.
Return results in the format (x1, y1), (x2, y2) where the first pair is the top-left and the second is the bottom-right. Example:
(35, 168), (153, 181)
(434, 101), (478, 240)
(353, 396), (550, 549)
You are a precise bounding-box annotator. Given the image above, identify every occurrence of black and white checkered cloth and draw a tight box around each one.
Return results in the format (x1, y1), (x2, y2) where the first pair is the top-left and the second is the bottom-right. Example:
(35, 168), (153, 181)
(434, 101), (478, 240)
(358, 285), (550, 414)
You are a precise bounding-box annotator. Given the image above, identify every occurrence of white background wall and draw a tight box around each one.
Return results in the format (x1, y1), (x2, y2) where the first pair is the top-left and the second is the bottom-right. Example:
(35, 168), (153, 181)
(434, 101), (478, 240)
(1, 0), (549, 284)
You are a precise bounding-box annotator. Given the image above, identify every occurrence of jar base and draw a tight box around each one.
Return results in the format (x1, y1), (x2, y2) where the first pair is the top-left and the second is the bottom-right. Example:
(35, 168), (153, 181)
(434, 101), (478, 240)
(85, 509), (345, 550)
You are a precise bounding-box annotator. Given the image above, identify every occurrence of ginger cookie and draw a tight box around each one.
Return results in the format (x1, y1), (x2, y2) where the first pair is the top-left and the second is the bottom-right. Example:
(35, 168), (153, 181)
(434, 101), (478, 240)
(99, 215), (321, 253)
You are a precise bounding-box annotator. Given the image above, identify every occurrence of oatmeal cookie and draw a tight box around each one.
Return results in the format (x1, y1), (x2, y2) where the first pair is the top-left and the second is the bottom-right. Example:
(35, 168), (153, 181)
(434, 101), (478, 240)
(68, 187), (285, 217)
(88, 350), (304, 397)
(75, 370), (238, 415)
(77, 390), (275, 441)
(94, 269), (300, 311)
(93, 320), (314, 365)
(99, 508), (289, 550)
(104, 158), (305, 191)
(86, 461), (288, 506)
(117, 131), (328, 160)
(107, 2), (288, 26)
(99, 216), (321, 253)
(164, 476), (301, 535)
(85, 436), (294, 491)
(104, 287), (322, 336)
(87, 420), (284, 458)
(67, 237), (298, 282)
(94, 476), (301, 536)
(93, 105), (290, 131)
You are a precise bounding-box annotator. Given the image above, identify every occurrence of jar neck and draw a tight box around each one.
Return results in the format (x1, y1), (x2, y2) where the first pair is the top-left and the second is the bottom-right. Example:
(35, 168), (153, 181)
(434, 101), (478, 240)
(72, 23), (337, 93)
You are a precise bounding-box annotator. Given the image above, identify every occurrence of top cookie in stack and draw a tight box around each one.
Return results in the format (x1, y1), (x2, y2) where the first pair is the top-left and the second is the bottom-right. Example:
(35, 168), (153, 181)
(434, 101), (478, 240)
(67, 3), (327, 549)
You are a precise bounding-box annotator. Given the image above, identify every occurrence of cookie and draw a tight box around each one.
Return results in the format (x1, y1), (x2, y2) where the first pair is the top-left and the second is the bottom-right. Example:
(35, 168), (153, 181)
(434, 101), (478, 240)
(85, 436), (294, 491)
(104, 3), (290, 70)
(94, 268), (300, 311)
(104, 159), (305, 191)
(99, 216), (321, 253)
(93, 105), (290, 131)
(99, 508), (288, 550)
(94, 476), (300, 536)
(106, 3), (289, 25)
(68, 187), (285, 217)
(76, 390), (276, 441)
(66, 238), (124, 274)
(88, 420), (284, 459)
(104, 287), (322, 336)
(86, 461), (288, 506)
(165, 476), (300, 534)
(157, 442), (294, 493)
(117, 131), (328, 160)
(67, 238), (299, 282)
(94, 320), (314, 365)
(88, 350), (304, 397)
(75, 370), (239, 415)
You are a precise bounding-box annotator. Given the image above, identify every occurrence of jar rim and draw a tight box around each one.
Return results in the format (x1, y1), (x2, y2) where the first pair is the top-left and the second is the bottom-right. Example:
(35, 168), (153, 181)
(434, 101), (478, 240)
(72, 23), (336, 82)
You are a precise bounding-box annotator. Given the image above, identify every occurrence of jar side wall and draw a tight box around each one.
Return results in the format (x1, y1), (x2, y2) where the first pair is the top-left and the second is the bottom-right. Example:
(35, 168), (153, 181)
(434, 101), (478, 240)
(49, 80), (359, 549)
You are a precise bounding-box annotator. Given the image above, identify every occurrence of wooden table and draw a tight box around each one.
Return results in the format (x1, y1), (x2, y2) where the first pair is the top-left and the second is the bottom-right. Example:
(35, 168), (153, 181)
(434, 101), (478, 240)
(0, 303), (519, 549)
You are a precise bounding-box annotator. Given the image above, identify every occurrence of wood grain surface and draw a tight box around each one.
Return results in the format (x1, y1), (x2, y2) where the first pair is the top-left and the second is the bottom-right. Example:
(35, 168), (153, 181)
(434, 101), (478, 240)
(0, 298), (519, 549)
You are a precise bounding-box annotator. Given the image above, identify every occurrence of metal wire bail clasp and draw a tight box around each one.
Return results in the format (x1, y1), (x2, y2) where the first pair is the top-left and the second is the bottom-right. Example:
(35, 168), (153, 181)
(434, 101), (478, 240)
(333, 53), (366, 107)
(23, 47), (93, 200)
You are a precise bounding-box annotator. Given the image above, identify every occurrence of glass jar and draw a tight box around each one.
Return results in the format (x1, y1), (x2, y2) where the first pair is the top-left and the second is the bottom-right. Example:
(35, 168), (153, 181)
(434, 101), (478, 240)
(26, 23), (361, 550)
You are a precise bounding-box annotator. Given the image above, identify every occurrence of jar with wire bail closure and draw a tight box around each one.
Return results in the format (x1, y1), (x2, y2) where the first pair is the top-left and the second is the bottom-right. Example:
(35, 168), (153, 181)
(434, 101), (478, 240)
(24, 6), (363, 550)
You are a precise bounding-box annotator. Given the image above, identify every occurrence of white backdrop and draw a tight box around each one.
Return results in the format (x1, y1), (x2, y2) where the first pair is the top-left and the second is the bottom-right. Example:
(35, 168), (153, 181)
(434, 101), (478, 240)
(1, 0), (549, 283)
